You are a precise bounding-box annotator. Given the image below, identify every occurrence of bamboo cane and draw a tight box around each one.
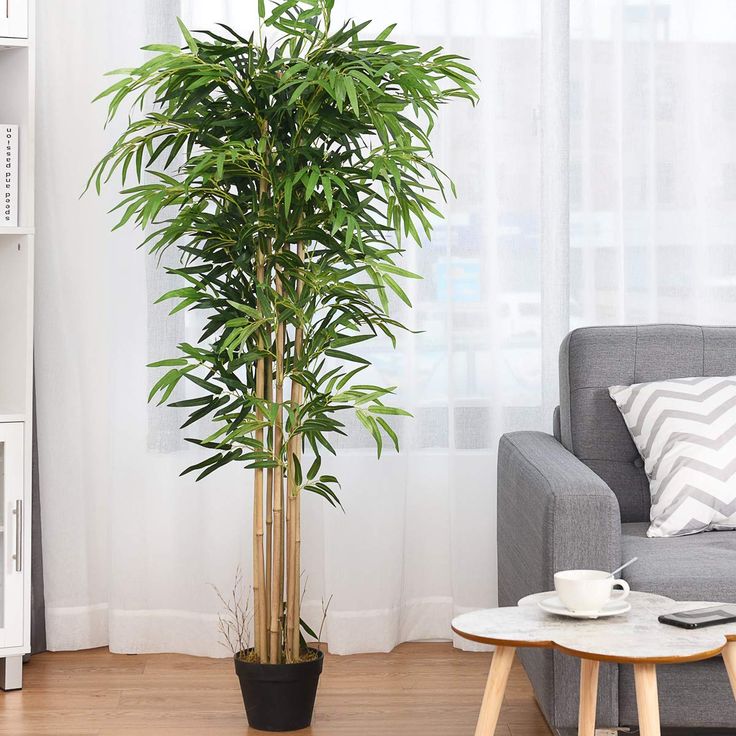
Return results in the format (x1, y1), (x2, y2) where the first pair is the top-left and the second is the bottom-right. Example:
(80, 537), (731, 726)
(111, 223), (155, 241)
(264, 358), (273, 633)
(286, 477), (293, 658)
(291, 320), (304, 652)
(286, 441), (296, 661)
(269, 271), (285, 663)
(286, 437), (299, 660)
(253, 250), (269, 663)
(253, 120), (269, 663)
(290, 383), (303, 659)
(286, 240), (305, 661)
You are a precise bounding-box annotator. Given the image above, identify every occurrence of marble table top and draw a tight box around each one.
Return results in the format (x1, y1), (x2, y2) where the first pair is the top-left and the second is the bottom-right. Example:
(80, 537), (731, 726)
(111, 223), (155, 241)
(452, 592), (736, 663)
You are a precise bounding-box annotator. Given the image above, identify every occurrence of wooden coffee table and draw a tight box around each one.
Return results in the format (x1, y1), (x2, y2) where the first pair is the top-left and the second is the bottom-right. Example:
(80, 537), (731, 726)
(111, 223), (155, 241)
(452, 591), (736, 736)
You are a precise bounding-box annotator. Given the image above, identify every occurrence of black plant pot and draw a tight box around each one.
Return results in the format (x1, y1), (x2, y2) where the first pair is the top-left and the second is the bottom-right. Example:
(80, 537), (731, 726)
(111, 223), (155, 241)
(234, 649), (324, 732)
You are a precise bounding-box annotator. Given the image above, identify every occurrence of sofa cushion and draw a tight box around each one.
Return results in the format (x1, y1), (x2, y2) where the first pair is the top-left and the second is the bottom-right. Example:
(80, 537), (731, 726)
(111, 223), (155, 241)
(621, 521), (736, 602)
(610, 375), (736, 537)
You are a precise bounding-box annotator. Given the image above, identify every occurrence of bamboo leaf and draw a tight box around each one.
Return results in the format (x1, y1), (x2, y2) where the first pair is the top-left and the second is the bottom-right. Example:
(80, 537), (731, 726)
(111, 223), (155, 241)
(368, 405), (412, 417)
(376, 417), (400, 452)
(307, 455), (321, 480)
(343, 75), (359, 116)
(176, 18), (198, 53)
(284, 177), (293, 213)
(325, 349), (370, 365)
(147, 357), (188, 368)
(305, 168), (320, 200)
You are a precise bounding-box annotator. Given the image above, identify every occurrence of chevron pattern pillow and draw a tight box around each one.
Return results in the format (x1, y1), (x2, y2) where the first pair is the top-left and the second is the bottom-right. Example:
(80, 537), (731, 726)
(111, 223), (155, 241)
(609, 376), (736, 538)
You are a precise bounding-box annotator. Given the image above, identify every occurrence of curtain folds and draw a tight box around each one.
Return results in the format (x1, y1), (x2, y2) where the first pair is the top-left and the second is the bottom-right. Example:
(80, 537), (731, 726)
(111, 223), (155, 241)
(35, 0), (736, 657)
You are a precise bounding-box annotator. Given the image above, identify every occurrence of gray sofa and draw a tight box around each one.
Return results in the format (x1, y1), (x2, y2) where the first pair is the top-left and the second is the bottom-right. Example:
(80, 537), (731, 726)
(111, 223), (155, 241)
(498, 325), (736, 734)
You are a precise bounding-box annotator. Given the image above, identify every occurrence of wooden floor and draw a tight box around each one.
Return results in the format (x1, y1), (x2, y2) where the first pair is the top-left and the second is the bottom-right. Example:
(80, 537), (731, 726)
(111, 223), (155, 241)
(0, 643), (552, 736)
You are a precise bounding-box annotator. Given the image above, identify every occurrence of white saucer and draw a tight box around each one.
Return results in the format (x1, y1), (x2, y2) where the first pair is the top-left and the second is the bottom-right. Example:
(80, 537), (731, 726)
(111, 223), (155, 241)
(538, 595), (631, 620)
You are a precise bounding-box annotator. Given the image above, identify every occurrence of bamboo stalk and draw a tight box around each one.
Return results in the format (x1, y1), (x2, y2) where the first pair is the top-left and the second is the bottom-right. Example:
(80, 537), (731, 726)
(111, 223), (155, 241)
(253, 360), (268, 662)
(286, 241), (305, 662)
(253, 248), (269, 663)
(264, 358), (273, 634)
(286, 446), (295, 661)
(290, 387), (303, 659)
(269, 271), (285, 663)
(285, 356), (297, 660)
(286, 435), (297, 661)
(253, 119), (269, 664)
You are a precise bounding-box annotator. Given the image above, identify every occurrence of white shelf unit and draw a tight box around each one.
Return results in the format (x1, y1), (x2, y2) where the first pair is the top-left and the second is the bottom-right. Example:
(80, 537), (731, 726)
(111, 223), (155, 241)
(0, 38), (28, 49)
(0, 0), (34, 691)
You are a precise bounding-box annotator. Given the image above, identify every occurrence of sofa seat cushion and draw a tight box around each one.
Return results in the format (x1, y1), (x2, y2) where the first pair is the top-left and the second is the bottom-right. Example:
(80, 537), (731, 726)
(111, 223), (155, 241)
(621, 522), (736, 602)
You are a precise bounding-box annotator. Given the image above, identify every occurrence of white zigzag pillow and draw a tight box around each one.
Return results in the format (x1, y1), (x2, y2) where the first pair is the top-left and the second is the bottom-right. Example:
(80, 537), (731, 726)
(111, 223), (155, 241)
(609, 376), (736, 538)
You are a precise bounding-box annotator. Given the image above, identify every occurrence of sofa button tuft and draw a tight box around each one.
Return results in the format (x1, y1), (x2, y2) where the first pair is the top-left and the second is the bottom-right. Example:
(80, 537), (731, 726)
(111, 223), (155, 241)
(633, 458), (644, 469)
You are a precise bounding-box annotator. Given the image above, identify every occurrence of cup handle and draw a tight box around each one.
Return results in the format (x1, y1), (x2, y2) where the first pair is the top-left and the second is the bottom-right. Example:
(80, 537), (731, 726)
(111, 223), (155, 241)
(612, 579), (630, 600)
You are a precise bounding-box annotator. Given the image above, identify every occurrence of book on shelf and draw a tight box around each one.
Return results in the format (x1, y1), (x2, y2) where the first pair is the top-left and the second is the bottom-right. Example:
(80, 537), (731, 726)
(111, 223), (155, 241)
(2, 124), (18, 228)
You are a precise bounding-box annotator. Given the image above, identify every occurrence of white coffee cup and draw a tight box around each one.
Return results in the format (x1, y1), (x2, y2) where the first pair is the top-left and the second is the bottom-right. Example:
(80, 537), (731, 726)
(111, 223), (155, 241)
(554, 569), (630, 614)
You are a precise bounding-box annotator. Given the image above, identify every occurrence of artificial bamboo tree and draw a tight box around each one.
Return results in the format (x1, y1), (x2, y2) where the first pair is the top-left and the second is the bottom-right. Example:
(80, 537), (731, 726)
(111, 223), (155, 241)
(90, 0), (478, 665)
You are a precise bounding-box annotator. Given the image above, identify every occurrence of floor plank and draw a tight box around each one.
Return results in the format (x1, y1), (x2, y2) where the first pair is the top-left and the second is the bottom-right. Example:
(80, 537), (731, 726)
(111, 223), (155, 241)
(0, 643), (552, 736)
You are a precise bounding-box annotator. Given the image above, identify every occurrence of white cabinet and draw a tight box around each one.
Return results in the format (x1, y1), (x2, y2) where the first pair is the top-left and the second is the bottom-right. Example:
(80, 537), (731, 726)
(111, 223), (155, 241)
(0, 423), (25, 649)
(0, 421), (27, 690)
(0, 0), (32, 691)
(0, 0), (28, 39)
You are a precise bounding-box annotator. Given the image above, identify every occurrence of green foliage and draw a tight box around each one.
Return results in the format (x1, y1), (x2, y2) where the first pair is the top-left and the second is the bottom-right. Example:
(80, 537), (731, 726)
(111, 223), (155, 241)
(90, 0), (478, 503)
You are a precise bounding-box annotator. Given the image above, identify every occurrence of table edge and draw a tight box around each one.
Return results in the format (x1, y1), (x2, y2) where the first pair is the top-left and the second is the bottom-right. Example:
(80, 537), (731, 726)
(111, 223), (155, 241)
(451, 626), (736, 664)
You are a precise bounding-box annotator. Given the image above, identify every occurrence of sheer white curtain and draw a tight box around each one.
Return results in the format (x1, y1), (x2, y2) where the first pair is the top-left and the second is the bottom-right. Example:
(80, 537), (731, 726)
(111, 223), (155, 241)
(35, 0), (736, 657)
(569, 0), (736, 324)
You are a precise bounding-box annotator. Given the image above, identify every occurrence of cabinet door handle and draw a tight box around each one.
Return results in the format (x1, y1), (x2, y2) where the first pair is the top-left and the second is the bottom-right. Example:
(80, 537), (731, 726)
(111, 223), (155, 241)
(12, 499), (22, 572)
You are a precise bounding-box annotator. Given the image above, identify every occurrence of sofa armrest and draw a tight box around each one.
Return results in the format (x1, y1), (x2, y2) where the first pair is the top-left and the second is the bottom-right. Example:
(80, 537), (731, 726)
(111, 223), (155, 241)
(497, 431), (622, 607)
(497, 431), (623, 731)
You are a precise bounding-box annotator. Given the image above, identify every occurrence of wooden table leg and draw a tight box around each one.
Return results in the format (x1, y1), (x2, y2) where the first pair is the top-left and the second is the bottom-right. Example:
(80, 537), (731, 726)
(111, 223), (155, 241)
(633, 663), (661, 736)
(578, 658), (600, 736)
(474, 645), (516, 736)
(723, 641), (736, 700)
